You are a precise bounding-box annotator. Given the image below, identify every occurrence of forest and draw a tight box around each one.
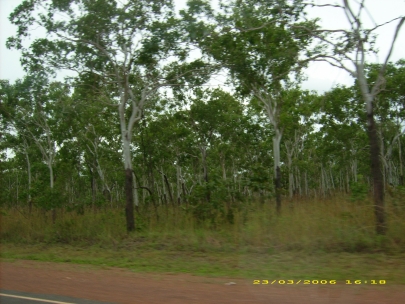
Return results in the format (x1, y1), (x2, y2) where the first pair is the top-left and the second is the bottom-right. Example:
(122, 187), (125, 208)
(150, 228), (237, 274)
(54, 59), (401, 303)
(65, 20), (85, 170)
(1, 0), (405, 260)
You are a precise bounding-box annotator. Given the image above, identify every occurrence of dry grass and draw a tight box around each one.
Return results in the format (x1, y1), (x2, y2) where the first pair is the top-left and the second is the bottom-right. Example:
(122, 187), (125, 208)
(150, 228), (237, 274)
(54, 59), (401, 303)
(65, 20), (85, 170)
(1, 195), (404, 254)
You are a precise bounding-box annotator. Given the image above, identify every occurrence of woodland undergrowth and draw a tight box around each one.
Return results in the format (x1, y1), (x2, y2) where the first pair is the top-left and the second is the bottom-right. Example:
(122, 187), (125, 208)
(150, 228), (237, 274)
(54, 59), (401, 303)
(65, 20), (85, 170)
(1, 195), (404, 254)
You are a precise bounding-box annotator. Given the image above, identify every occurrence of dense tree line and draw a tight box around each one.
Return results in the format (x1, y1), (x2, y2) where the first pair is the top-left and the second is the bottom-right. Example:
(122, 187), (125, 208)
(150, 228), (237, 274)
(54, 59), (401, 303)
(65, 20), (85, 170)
(1, 0), (404, 234)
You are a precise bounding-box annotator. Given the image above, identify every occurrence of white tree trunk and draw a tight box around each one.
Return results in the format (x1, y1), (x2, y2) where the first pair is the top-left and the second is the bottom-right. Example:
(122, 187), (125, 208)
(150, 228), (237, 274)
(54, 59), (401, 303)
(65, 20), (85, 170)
(22, 138), (32, 207)
(273, 128), (282, 177)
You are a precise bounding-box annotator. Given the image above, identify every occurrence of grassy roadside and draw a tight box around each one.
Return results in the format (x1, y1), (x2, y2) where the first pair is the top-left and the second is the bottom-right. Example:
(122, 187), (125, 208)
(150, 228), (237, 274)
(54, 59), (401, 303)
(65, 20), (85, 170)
(1, 196), (405, 284)
(2, 243), (405, 284)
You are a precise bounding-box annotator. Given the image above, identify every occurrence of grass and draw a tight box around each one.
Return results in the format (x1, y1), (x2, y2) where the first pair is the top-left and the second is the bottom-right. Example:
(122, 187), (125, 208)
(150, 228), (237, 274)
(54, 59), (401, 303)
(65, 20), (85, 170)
(2, 244), (405, 284)
(1, 195), (405, 283)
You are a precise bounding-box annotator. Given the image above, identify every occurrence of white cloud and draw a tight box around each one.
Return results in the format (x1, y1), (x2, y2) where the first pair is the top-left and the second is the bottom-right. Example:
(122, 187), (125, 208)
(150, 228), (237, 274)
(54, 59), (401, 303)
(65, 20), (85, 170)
(0, 0), (25, 81)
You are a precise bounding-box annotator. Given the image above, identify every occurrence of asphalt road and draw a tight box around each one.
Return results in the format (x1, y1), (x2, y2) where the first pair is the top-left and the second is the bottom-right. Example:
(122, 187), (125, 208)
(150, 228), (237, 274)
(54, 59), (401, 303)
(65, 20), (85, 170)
(0, 290), (114, 304)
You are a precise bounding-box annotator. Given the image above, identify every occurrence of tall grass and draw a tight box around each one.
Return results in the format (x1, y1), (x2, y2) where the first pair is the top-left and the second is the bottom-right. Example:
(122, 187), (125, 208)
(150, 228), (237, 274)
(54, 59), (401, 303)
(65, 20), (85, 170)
(1, 195), (404, 253)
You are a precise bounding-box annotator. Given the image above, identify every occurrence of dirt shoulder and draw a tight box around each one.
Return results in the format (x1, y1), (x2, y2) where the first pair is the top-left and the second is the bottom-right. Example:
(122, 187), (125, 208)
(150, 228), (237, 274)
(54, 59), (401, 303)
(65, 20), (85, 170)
(1, 260), (404, 304)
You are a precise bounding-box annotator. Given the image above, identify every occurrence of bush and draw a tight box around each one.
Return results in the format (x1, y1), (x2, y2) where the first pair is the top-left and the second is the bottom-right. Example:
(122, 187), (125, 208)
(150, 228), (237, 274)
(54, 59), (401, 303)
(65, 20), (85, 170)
(350, 175), (368, 202)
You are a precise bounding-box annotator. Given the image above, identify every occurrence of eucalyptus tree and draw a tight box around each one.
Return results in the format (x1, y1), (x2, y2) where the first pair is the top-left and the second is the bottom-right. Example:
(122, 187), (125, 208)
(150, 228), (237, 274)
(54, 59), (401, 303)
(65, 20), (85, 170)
(1, 80), (46, 211)
(135, 111), (189, 207)
(70, 76), (123, 207)
(304, 0), (405, 234)
(188, 89), (250, 210)
(316, 86), (369, 196)
(0, 75), (71, 220)
(7, 0), (211, 231)
(182, 0), (319, 212)
(365, 61), (405, 187)
(0, 84), (36, 210)
(279, 90), (317, 199)
(1, 132), (37, 211)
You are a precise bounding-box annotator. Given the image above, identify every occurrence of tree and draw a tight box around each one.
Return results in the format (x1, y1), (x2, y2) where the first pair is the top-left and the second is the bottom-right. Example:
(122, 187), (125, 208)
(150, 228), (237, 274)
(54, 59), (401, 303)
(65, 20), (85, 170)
(8, 0), (211, 231)
(365, 61), (405, 187)
(183, 0), (318, 212)
(1, 75), (72, 220)
(305, 0), (405, 234)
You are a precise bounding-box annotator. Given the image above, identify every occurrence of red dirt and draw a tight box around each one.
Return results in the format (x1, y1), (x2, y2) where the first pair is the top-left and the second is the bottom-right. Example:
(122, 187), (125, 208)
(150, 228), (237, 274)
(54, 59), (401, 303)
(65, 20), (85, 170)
(0, 260), (404, 303)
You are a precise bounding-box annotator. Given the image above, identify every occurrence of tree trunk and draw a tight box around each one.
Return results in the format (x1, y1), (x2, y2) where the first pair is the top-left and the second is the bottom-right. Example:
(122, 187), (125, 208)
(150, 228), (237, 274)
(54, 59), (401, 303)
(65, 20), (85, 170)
(122, 134), (135, 232)
(163, 171), (174, 205)
(91, 168), (96, 211)
(356, 56), (387, 234)
(273, 129), (282, 214)
(367, 111), (386, 235)
(399, 136), (404, 186)
(48, 160), (57, 224)
(133, 171), (139, 208)
(275, 166), (281, 214)
(125, 168), (135, 232)
(23, 140), (32, 214)
(330, 167), (335, 191)
(289, 170), (293, 199)
(201, 145), (210, 203)
(285, 146), (293, 199)
(176, 164), (182, 204)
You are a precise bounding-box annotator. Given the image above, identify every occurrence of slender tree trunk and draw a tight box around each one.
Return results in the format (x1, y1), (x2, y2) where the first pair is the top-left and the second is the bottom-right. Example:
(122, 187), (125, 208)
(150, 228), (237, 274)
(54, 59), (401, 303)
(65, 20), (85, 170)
(163, 171), (174, 205)
(275, 166), (281, 213)
(125, 168), (134, 231)
(367, 111), (385, 235)
(23, 140), (32, 214)
(160, 168), (166, 205)
(356, 60), (386, 233)
(96, 160), (112, 203)
(289, 170), (293, 199)
(122, 134), (135, 231)
(320, 165), (325, 197)
(285, 146), (293, 199)
(16, 172), (19, 207)
(399, 136), (404, 186)
(273, 129), (282, 214)
(48, 160), (57, 224)
(133, 171), (139, 207)
(296, 168), (301, 196)
(200, 145), (210, 203)
(330, 167), (335, 191)
(91, 171), (96, 211)
(176, 164), (182, 204)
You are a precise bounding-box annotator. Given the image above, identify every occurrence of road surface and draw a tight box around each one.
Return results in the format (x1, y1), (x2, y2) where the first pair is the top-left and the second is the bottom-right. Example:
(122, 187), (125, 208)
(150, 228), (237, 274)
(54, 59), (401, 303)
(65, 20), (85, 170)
(0, 290), (112, 304)
(1, 260), (404, 303)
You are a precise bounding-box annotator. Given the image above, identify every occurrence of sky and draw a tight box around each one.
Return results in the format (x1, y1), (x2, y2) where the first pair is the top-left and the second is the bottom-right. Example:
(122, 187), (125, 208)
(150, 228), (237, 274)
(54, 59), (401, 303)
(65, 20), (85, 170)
(1, 0), (404, 93)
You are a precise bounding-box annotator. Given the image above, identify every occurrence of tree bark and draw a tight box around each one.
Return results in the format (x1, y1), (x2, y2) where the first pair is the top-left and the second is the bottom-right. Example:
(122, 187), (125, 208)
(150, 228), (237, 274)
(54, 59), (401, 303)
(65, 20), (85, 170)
(91, 170), (96, 211)
(163, 171), (174, 205)
(275, 166), (281, 214)
(200, 145), (210, 203)
(367, 112), (386, 235)
(273, 128), (282, 213)
(23, 139), (32, 214)
(122, 131), (135, 231)
(399, 136), (404, 186)
(125, 168), (135, 232)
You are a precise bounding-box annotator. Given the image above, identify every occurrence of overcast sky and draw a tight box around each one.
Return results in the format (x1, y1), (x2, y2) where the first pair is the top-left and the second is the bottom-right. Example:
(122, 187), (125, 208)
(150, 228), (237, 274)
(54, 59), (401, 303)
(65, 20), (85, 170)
(1, 0), (404, 93)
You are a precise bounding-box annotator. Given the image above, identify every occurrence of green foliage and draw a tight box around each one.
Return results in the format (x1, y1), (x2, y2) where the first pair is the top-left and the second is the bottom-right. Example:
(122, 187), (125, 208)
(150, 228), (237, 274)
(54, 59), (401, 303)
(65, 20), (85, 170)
(2, 0), (405, 239)
(35, 188), (66, 211)
(349, 175), (369, 202)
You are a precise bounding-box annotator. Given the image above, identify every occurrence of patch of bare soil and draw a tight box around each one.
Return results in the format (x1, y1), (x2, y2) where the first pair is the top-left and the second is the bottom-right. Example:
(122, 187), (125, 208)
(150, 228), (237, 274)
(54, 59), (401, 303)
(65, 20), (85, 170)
(0, 260), (404, 303)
